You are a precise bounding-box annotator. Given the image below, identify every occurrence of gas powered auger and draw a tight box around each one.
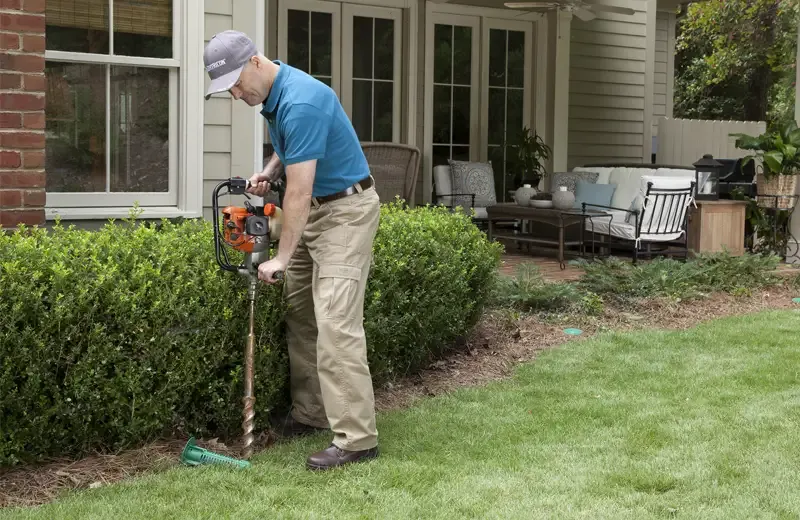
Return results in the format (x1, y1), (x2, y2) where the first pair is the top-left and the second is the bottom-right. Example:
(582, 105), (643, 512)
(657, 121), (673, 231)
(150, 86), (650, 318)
(212, 176), (284, 460)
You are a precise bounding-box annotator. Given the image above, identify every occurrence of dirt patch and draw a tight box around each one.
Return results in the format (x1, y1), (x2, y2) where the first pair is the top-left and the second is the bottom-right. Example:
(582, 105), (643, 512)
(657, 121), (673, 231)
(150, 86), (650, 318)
(2, 285), (799, 509)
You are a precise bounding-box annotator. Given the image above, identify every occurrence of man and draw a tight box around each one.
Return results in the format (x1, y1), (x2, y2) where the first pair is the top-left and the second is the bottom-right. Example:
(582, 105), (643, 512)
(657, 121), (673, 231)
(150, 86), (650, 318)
(203, 30), (381, 471)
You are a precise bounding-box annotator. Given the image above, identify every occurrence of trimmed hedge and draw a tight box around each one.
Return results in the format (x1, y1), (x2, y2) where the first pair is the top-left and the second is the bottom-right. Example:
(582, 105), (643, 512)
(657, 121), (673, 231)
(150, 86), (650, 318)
(0, 202), (502, 466)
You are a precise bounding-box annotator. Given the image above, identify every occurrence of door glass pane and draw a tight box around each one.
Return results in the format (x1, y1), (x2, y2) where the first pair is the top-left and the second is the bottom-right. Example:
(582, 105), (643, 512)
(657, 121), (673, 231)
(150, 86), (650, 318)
(452, 26), (472, 85)
(373, 81), (393, 142)
(352, 80), (372, 140)
(287, 10), (310, 73)
(310, 12), (333, 77)
(488, 29), (506, 88)
(433, 24), (452, 84)
(488, 28), (526, 202)
(433, 23), (473, 163)
(374, 18), (394, 81)
(350, 14), (396, 141)
(433, 85), (451, 144)
(353, 17), (373, 79)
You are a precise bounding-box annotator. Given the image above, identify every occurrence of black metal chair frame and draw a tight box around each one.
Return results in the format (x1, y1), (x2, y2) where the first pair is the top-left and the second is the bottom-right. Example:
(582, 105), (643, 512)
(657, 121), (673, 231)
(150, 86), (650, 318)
(580, 181), (696, 264)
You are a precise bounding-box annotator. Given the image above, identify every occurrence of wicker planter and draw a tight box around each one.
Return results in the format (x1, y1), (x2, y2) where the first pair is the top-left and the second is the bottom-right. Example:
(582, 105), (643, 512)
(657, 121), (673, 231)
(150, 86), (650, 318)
(756, 173), (798, 210)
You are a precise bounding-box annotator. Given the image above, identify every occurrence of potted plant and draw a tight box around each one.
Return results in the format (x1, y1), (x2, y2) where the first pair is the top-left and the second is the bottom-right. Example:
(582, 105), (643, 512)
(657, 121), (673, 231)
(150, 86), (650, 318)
(731, 121), (800, 210)
(509, 126), (552, 189)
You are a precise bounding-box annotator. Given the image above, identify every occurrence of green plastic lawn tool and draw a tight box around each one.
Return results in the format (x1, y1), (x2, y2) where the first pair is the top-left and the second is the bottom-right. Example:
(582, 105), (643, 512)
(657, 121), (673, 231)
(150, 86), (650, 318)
(180, 437), (251, 469)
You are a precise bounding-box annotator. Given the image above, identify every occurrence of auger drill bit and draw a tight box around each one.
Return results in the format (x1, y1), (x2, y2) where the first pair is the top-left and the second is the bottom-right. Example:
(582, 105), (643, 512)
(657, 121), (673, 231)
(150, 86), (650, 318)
(241, 278), (258, 459)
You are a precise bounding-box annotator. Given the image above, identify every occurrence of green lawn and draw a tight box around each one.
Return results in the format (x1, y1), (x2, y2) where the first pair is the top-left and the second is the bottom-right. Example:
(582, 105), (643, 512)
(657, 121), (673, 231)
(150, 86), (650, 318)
(4, 309), (800, 519)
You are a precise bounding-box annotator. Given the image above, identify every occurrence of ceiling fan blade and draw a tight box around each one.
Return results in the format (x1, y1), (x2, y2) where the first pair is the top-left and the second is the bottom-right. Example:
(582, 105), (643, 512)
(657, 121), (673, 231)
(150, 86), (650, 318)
(573, 7), (597, 21)
(588, 4), (636, 15)
(504, 1), (562, 8)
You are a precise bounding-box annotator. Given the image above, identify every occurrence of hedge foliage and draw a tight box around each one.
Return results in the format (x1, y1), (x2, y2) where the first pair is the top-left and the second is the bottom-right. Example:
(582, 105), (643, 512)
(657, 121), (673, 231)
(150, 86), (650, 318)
(0, 202), (502, 466)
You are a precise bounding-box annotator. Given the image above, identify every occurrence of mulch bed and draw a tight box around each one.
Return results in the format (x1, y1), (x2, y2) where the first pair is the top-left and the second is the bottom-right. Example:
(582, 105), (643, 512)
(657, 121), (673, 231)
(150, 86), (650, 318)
(2, 285), (799, 509)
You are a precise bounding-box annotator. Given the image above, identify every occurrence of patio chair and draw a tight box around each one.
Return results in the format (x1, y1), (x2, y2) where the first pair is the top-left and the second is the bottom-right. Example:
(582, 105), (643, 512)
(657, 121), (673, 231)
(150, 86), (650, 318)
(581, 176), (696, 263)
(361, 142), (421, 206)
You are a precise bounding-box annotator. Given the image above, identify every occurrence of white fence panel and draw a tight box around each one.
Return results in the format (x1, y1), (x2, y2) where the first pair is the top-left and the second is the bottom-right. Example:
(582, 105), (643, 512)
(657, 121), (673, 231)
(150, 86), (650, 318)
(656, 117), (767, 167)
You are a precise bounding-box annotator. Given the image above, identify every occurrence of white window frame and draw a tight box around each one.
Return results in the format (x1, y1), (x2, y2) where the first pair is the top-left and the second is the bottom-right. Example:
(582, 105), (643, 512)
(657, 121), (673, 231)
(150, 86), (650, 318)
(422, 1), (547, 204)
(273, 0), (417, 146)
(44, 0), (204, 220)
(341, 4), (403, 142)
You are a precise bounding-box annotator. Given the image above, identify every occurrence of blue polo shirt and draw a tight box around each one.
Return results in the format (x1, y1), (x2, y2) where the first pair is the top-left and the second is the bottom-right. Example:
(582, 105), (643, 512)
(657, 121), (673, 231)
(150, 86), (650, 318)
(260, 61), (370, 198)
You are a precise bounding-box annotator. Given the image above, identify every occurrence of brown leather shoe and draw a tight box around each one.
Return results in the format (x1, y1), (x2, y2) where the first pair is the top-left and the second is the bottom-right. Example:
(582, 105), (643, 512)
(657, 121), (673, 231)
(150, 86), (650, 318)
(306, 444), (379, 471)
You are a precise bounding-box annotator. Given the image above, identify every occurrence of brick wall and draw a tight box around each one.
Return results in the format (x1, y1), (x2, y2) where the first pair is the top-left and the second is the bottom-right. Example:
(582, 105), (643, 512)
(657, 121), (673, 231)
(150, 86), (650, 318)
(0, 0), (46, 230)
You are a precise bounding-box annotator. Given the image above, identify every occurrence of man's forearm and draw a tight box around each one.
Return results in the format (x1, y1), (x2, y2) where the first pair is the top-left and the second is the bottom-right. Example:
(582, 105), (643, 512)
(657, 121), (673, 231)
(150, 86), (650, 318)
(262, 152), (282, 182)
(275, 187), (310, 265)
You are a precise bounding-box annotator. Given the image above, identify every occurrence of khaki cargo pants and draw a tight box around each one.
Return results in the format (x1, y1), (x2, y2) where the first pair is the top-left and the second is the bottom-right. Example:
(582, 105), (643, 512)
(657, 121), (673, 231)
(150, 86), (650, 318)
(282, 181), (381, 452)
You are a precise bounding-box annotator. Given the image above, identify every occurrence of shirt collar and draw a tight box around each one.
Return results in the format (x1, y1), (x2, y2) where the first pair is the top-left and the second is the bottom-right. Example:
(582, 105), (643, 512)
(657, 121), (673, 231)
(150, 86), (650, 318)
(262, 60), (288, 117)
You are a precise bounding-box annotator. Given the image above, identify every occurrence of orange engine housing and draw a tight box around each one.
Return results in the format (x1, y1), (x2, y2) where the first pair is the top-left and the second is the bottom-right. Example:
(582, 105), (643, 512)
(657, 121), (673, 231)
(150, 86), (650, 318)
(222, 203), (278, 253)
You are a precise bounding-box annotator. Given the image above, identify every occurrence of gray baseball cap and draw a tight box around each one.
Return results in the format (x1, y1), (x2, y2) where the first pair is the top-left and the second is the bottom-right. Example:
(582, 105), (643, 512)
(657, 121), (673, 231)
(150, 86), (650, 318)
(204, 30), (258, 100)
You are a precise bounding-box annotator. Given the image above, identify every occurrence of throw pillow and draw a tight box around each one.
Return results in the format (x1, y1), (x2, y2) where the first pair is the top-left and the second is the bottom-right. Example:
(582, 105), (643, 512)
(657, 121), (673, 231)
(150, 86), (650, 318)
(448, 159), (497, 208)
(551, 171), (600, 193)
(573, 180), (616, 211)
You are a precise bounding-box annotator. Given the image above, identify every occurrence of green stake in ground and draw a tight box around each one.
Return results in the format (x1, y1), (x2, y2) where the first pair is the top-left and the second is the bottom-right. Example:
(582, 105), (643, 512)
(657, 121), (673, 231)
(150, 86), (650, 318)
(563, 328), (583, 336)
(180, 437), (251, 469)
(792, 298), (800, 304)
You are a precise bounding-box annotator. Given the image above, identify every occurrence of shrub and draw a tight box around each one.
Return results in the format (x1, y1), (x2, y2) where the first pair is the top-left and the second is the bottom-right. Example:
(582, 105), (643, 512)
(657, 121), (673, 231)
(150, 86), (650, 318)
(491, 263), (603, 315)
(365, 203), (503, 378)
(0, 202), (501, 466)
(577, 252), (783, 303)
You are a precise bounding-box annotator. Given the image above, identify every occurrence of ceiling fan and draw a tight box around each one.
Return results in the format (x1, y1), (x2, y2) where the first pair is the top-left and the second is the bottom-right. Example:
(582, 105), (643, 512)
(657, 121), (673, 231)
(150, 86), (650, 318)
(504, 0), (636, 22)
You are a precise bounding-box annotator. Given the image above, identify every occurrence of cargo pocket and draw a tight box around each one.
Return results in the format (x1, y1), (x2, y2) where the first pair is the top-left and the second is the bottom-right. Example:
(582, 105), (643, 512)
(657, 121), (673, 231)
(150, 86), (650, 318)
(316, 264), (362, 319)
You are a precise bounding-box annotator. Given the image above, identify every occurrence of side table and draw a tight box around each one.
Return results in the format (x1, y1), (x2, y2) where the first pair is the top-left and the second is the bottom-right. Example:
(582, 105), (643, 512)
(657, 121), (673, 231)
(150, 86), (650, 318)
(687, 200), (748, 256)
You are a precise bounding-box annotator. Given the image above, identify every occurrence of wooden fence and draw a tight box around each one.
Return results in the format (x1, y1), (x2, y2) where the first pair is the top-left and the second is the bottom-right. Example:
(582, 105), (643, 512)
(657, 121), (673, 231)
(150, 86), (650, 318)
(655, 117), (767, 166)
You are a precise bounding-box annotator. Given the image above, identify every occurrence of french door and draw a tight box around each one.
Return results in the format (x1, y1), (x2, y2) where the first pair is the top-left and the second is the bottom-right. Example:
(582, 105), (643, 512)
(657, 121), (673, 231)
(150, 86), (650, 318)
(424, 13), (533, 203)
(278, 0), (403, 142)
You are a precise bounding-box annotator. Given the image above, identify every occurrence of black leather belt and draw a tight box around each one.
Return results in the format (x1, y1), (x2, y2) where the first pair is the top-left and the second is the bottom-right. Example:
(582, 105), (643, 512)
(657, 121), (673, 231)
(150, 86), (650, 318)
(311, 176), (373, 206)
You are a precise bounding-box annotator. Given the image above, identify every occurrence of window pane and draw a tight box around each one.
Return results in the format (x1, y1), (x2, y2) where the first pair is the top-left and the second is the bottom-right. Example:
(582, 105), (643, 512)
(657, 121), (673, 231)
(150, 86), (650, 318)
(353, 16), (373, 79)
(452, 146), (470, 162)
(110, 66), (169, 192)
(507, 30), (525, 88)
(452, 26), (472, 85)
(432, 85), (451, 144)
(506, 89), (524, 143)
(488, 88), (505, 146)
(45, 62), (107, 193)
(451, 86), (470, 145)
(318, 76), (332, 87)
(352, 80), (372, 141)
(374, 18), (394, 81)
(310, 12), (332, 76)
(433, 24), (452, 84)
(113, 0), (173, 58)
(287, 10), (310, 73)
(373, 81), (393, 142)
(489, 29), (506, 87)
(46, 0), (110, 54)
(432, 145), (450, 168)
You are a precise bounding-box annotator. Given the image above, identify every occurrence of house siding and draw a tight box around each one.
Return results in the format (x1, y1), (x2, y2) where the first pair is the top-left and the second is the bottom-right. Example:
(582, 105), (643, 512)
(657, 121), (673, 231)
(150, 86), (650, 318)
(567, 0), (652, 169)
(652, 9), (675, 138)
(202, 0), (234, 221)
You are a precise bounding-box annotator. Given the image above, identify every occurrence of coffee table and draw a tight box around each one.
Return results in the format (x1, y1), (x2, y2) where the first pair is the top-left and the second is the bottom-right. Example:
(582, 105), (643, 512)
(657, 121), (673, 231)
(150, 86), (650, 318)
(485, 203), (611, 269)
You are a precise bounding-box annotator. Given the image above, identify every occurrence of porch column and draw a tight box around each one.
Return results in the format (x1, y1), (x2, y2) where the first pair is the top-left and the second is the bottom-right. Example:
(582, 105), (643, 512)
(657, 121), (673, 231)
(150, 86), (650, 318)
(790, 18), (800, 263)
